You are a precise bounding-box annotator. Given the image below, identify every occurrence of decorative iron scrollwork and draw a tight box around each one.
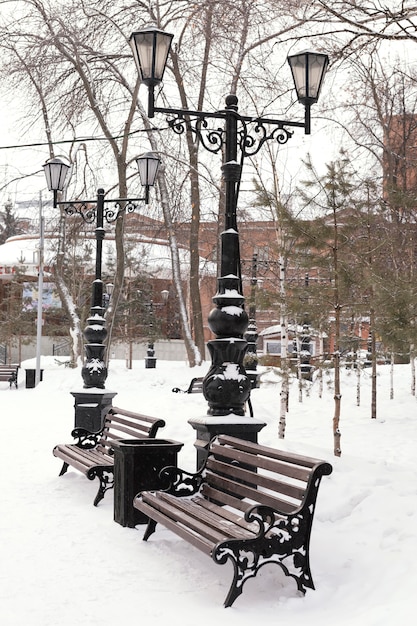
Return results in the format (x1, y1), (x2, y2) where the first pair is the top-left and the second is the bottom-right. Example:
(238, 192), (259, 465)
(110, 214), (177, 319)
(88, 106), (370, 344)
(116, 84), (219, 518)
(196, 118), (225, 154)
(212, 504), (316, 607)
(64, 202), (96, 223)
(63, 199), (146, 224)
(165, 110), (294, 160)
(159, 466), (204, 496)
(87, 468), (114, 506)
(103, 205), (120, 222)
(239, 121), (293, 157)
(167, 114), (187, 135)
(71, 428), (101, 449)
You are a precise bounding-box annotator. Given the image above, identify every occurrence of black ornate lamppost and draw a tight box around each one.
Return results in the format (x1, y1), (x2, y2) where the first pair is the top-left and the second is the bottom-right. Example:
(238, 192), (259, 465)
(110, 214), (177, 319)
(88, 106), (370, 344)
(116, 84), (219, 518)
(103, 282), (114, 310)
(144, 289), (169, 369)
(130, 28), (328, 458)
(144, 300), (156, 369)
(43, 153), (160, 427)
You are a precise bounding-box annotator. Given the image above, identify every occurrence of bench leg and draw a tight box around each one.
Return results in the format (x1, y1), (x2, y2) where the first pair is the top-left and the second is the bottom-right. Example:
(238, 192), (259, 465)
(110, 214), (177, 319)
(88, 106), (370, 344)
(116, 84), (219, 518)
(221, 554), (310, 608)
(59, 462), (69, 476)
(143, 519), (157, 541)
(213, 519), (314, 607)
(91, 470), (114, 506)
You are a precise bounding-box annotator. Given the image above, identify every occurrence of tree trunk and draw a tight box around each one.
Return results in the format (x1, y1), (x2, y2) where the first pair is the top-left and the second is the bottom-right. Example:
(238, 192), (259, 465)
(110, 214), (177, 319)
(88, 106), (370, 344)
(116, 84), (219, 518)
(279, 256), (289, 439)
(157, 167), (202, 367)
(188, 150), (206, 360)
(390, 353), (394, 399)
(333, 207), (342, 456)
(370, 307), (377, 419)
(333, 304), (342, 457)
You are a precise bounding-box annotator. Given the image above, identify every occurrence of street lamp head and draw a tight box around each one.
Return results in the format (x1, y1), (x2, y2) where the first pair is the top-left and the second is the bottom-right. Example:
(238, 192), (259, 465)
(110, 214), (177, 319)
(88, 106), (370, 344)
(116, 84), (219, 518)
(130, 27), (173, 86)
(43, 157), (70, 207)
(136, 151), (160, 188)
(287, 50), (329, 106)
(136, 152), (160, 203)
(130, 26), (173, 117)
(43, 157), (70, 191)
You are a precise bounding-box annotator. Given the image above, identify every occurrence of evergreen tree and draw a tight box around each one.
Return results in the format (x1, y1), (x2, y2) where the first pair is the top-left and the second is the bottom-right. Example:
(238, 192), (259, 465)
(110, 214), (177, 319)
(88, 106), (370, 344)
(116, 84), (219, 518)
(294, 152), (367, 456)
(0, 199), (21, 244)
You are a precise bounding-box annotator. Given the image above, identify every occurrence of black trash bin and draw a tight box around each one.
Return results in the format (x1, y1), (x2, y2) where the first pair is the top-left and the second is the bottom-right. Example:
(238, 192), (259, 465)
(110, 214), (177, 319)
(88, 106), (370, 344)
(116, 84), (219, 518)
(25, 369), (44, 388)
(113, 438), (184, 528)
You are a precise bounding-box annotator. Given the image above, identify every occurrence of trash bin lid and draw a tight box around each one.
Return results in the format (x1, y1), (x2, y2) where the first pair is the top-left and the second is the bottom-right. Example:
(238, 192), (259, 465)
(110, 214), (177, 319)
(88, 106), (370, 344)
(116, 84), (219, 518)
(112, 438), (183, 450)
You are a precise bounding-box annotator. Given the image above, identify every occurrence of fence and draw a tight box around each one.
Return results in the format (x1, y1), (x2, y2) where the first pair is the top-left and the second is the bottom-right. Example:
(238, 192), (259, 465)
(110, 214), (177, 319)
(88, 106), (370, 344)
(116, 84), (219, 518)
(6, 337), (188, 364)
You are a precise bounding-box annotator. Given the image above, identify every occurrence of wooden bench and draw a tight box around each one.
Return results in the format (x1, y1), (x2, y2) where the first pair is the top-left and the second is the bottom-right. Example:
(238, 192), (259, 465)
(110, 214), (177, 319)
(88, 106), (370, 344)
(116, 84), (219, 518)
(172, 377), (254, 416)
(0, 364), (19, 388)
(53, 407), (166, 506)
(134, 434), (332, 607)
(54, 358), (72, 368)
(172, 376), (204, 394)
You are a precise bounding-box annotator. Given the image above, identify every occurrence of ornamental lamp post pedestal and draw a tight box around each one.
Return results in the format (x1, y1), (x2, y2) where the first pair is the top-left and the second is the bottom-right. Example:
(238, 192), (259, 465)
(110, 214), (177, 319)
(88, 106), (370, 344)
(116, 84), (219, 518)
(144, 289), (169, 369)
(43, 152), (160, 428)
(145, 301), (156, 369)
(130, 27), (328, 465)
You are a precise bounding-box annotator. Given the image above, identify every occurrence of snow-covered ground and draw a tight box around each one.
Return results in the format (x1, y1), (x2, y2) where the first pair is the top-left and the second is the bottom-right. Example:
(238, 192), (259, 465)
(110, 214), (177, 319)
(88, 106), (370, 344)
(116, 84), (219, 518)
(1, 357), (416, 625)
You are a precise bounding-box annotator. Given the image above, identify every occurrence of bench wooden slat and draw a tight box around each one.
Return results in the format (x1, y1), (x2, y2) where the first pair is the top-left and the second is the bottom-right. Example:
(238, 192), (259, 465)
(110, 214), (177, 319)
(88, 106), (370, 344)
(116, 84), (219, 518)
(191, 494), (262, 532)
(109, 407), (161, 423)
(200, 483), (252, 514)
(184, 497), (257, 539)
(138, 499), (214, 554)
(105, 409), (165, 432)
(103, 415), (151, 433)
(216, 434), (327, 469)
(210, 444), (312, 482)
(206, 456), (306, 503)
(206, 470), (298, 515)
(54, 444), (113, 468)
(156, 492), (254, 541)
(54, 448), (113, 476)
(140, 491), (229, 545)
(134, 435), (332, 608)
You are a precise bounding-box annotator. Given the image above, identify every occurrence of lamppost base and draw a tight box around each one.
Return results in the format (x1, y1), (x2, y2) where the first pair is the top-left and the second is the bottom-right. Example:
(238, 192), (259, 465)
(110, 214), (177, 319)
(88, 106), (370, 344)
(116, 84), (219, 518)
(71, 389), (118, 432)
(188, 415), (267, 471)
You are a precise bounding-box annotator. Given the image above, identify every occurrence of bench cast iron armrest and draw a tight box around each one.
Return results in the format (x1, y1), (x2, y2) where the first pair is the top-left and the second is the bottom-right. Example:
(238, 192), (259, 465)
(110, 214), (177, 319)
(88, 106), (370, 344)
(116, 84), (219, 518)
(159, 465), (204, 496)
(70, 427), (102, 449)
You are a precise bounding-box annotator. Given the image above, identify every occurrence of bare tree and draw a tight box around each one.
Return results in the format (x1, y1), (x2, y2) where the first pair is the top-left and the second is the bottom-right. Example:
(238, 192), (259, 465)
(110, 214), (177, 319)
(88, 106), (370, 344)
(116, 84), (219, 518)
(0, 0), (201, 364)
(311, 1), (417, 54)
(140, 0), (315, 359)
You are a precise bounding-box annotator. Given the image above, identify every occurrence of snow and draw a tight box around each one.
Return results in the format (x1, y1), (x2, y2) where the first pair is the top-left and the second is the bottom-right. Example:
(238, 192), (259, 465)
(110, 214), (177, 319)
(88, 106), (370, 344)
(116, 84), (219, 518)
(1, 358), (416, 625)
(221, 305), (245, 316)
